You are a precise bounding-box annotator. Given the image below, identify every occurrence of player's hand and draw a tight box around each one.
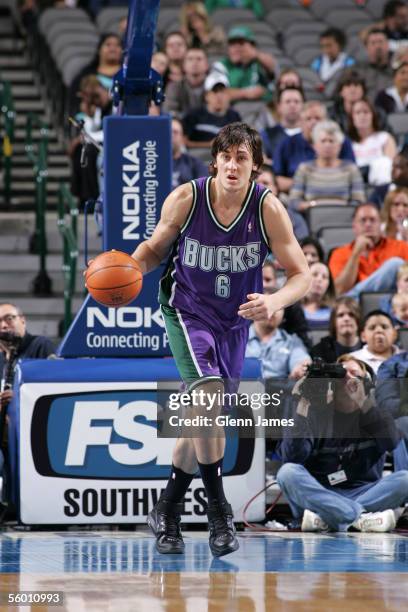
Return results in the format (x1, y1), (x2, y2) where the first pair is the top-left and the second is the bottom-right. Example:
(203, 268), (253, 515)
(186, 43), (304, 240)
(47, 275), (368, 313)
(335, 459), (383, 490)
(83, 259), (94, 286)
(238, 293), (280, 321)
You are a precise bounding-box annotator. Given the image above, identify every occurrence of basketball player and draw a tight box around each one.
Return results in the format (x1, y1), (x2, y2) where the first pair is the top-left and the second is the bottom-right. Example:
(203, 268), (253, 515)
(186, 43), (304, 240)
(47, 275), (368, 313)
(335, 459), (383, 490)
(131, 123), (311, 556)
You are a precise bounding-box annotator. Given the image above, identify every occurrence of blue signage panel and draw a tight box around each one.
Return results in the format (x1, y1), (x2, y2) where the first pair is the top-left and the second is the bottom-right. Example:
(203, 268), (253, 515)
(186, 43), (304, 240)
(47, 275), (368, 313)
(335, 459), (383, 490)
(103, 115), (171, 253)
(57, 266), (171, 357)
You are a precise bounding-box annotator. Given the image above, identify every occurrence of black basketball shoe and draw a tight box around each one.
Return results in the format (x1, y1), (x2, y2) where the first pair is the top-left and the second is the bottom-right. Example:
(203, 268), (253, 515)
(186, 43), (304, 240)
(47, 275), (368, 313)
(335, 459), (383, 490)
(147, 499), (185, 554)
(207, 501), (239, 557)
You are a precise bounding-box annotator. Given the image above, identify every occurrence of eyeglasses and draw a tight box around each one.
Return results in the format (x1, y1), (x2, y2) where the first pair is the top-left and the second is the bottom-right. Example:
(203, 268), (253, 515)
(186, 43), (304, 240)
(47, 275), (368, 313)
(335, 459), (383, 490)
(0, 314), (20, 324)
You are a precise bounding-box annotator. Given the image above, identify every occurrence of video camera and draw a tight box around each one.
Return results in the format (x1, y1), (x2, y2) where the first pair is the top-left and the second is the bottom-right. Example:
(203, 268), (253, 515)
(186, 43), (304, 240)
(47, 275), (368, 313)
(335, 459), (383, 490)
(297, 359), (346, 405)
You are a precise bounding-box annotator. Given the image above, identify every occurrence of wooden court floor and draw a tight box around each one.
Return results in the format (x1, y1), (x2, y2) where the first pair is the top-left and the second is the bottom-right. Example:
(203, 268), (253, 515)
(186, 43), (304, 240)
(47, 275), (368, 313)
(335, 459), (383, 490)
(0, 530), (407, 611)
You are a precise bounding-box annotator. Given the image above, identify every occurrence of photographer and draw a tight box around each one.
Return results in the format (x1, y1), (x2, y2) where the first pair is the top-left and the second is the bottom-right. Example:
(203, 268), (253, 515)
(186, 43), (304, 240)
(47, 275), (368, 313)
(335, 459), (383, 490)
(276, 355), (407, 533)
(0, 303), (55, 410)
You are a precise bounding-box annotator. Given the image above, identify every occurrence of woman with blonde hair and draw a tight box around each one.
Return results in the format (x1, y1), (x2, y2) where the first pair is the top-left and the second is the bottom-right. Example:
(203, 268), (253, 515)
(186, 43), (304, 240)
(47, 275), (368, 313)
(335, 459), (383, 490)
(180, 1), (226, 55)
(381, 187), (408, 240)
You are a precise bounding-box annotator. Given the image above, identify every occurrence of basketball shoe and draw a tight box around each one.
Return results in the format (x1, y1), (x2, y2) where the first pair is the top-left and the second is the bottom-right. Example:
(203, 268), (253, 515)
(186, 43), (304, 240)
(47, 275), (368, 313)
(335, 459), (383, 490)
(207, 501), (239, 557)
(147, 499), (185, 554)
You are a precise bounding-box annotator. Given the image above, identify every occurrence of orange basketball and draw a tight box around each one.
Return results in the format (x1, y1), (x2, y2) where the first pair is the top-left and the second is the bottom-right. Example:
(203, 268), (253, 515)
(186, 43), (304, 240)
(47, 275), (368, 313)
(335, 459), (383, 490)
(85, 250), (143, 307)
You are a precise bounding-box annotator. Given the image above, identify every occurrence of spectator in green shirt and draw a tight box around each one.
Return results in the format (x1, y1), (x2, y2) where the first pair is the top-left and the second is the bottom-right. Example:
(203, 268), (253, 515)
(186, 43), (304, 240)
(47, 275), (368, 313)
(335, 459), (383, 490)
(212, 25), (276, 104)
(205, 0), (264, 20)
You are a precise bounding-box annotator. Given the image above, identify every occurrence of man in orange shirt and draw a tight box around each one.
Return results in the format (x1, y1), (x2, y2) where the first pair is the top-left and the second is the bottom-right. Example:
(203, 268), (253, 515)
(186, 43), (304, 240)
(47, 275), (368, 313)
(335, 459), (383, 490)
(329, 203), (408, 297)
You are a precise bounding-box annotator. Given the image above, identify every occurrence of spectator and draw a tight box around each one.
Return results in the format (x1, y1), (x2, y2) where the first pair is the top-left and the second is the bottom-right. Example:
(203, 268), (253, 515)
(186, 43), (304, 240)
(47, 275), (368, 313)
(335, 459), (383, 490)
(381, 187), (408, 239)
(151, 52), (169, 78)
(288, 121), (365, 214)
(382, 0), (408, 52)
(356, 29), (393, 102)
(0, 303), (55, 410)
(69, 75), (111, 207)
(391, 292), (408, 324)
(257, 164), (309, 240)
(311, 28), (355, 84)
(277, 355), (405, 533)
(277, 68), (303, 91)
(180, 1), (226, 55)
(329, 70), (367, 133)
(245, 289), (311, 380)
(163, 31), (188, 71)
(273, 101), (356, 193)
(301, 262), (335, 329)
(329, 203), (408, 297)
(376, 349), (408, 470)
(68, 34), (122, 117)
(370, 146), (408, 206)
(311, 297), (363, 363)
(171, 118), (208, 188)
(379, 262), (408, 319)
(300, 236), (325, 266)
(350, 310), (400, 373)
(182, 73), (241, 148)
(348, 98), (397, 186)
(261, 260), (311, 350)
(163, 47), (209, 117)
(255, 70), (305, 133)
(205, 0), (264, 20)
(375, 49), (408, 113)
(212, 26), (276, 105)
(261, 87), (303, 161)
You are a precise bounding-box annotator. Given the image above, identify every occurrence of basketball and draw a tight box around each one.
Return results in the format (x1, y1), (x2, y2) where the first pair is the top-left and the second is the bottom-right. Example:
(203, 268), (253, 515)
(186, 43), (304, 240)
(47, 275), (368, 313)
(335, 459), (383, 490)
(85, 250), (143, 307)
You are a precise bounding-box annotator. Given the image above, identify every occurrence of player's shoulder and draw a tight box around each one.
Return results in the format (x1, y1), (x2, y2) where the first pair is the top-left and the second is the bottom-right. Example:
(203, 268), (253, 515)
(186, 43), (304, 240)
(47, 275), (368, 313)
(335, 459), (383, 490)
(260, 191), (286, 216)
(167, 181), (195, 205)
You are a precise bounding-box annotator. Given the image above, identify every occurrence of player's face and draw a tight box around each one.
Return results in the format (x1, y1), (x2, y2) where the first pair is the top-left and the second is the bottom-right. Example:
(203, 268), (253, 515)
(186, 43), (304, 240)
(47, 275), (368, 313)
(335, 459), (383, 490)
(0, 304), (26, 338)
(214, 144), (256, 191)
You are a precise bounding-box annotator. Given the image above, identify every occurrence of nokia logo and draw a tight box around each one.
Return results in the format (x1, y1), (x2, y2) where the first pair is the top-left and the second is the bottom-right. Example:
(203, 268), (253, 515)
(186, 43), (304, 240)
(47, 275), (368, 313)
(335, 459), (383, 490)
(86, 307), (165, 329)
(122, 141), (141, 240)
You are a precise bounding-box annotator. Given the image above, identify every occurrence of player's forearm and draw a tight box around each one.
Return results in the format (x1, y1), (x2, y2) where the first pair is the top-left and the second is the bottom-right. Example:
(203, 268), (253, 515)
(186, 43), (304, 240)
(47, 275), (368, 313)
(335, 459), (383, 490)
(131, 241), (162, 275)
(272, 270), (311, 310)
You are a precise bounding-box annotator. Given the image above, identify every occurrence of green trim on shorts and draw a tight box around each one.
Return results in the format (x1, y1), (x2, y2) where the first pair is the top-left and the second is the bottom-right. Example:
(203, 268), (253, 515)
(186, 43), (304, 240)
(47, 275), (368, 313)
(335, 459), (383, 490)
(160, 304), (203, 382)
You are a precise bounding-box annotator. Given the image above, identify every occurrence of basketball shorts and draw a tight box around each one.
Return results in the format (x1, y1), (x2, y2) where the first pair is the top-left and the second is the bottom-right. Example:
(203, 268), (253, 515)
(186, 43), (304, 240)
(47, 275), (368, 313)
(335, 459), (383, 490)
(160, 304), (248, 392)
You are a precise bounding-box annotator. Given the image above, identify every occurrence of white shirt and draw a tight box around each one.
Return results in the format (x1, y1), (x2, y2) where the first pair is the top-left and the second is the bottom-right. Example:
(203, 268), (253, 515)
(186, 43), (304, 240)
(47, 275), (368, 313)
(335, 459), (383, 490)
(349, 344), (400, 374)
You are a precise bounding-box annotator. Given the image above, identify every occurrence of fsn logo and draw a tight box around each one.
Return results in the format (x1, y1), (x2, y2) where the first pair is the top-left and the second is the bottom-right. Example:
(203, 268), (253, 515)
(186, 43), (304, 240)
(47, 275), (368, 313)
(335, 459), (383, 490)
(65, 400), (174, 466)
(87, 306), (164, 329)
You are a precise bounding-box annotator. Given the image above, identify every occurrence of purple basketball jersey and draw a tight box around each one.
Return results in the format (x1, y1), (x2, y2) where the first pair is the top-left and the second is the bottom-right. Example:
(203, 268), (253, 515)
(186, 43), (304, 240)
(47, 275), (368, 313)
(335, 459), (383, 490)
(159, 176), (271, 332)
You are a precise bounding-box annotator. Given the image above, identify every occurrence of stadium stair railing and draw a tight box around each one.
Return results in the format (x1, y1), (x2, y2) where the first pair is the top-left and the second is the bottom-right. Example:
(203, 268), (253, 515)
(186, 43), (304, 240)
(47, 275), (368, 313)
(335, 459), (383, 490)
(57, 182), (79, 334)
(0, 80), (15, 207)
(25, 112), (53, 296)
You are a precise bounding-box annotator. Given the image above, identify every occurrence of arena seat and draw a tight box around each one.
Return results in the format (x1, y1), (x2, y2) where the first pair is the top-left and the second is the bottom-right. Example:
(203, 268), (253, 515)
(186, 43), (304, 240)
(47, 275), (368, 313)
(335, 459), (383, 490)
(285, 22), (327, 39)
(398, 328), (408, 350)
(50, 32), (99, 60)
(366, 0), (387, 20)
(38, 7), (90, 35)
(292, 46), (321, 67)
(285, 34), (320, 57)
(210, 8), (257, 27)
(324, 8), (373, 29)
(59, 54), (95, 87)
(387, 113), (408, 147)
(360, 291), (393, 317)
(318, 226), (355, 256)
(45, 22), (98, 47)
(308, 329), (329, 346)
(96, 7), (128, 34)
(310, 0), (365, 19)
(307, 205), (355, 235)
(266, 7), (314, 30)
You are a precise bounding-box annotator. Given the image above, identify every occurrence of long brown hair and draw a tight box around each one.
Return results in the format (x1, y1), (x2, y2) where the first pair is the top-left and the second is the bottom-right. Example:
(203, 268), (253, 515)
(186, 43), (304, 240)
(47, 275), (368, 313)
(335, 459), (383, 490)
(381, 187), (408, 237)
(328, 296), (361, 338)
(348, 98), (381, 143)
